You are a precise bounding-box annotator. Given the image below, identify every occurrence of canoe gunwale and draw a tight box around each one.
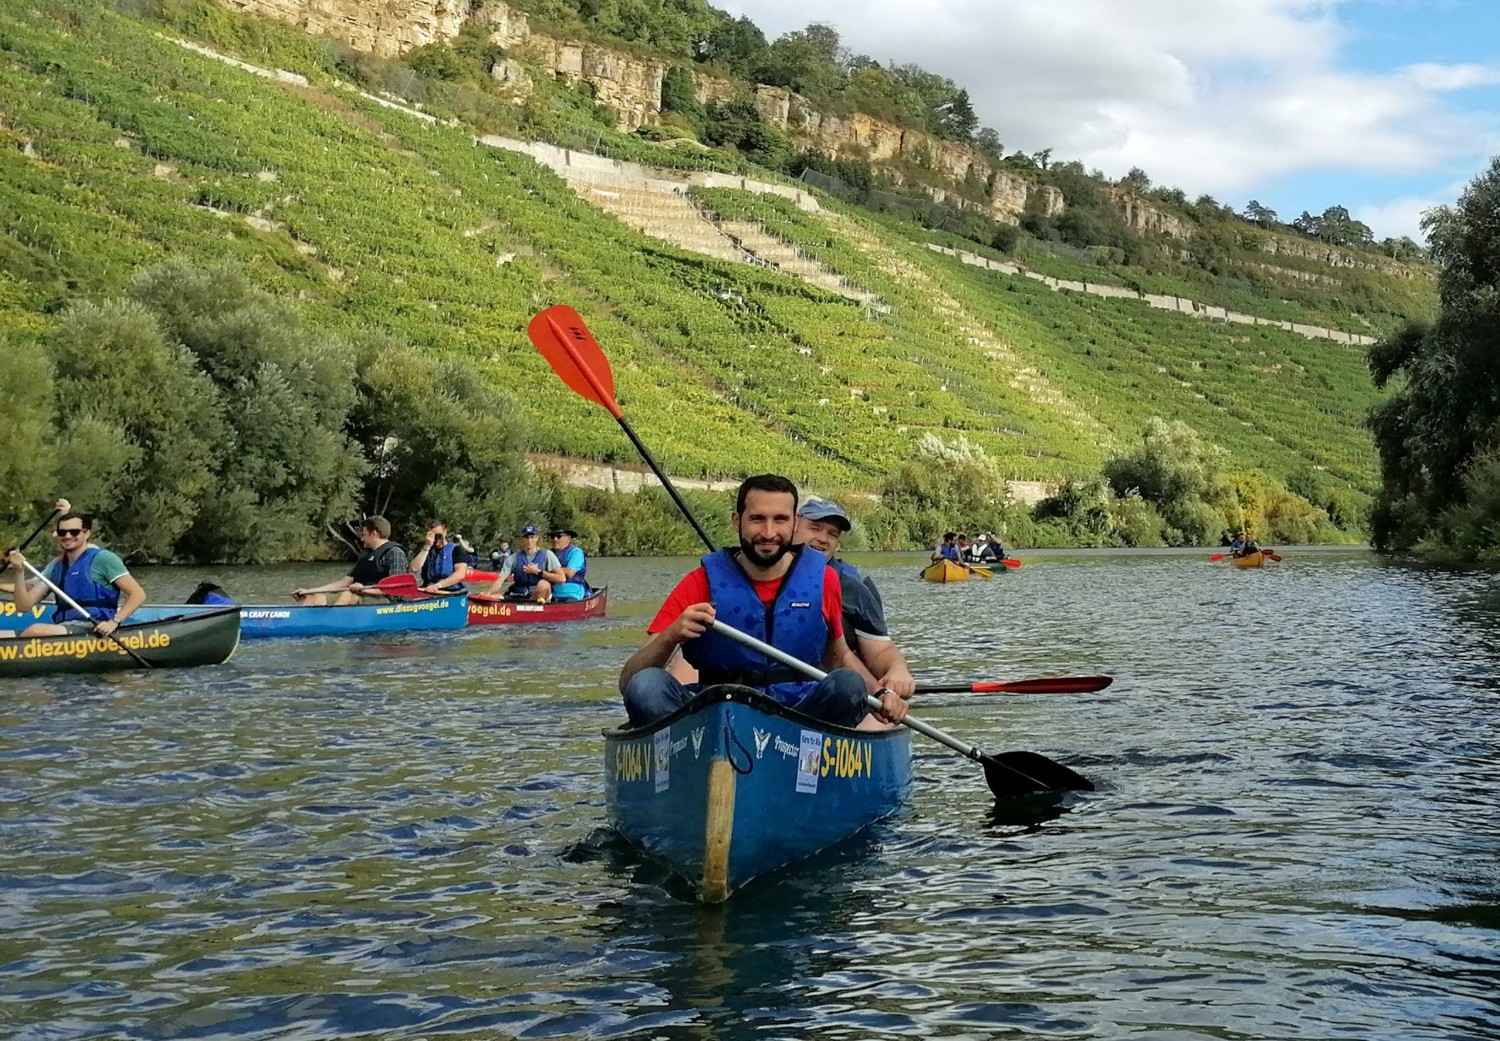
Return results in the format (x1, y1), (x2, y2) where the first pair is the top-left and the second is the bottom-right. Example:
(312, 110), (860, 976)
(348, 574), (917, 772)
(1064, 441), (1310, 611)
(601, 684), (911, 743)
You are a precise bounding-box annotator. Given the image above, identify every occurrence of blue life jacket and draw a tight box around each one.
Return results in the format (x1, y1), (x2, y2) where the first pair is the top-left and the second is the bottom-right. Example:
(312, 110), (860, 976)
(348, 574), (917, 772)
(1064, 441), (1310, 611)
(202, 591), (234, 606)
(683, 546), (829, 706)
(553, 544), (588, 599)
(421, 542), (458, 586)
(509, 549), (549, 594)
(46, 547), (118, 623)
(938, 544), (959, 561)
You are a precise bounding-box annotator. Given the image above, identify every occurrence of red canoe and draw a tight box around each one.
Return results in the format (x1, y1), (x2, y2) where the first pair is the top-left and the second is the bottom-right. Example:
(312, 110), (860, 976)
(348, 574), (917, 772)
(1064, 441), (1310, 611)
(467, 587), (608, 625)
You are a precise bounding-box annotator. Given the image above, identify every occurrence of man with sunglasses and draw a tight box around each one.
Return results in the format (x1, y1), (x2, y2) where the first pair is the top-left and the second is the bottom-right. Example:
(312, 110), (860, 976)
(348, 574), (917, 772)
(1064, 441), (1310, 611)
(5, 511), (147, 637)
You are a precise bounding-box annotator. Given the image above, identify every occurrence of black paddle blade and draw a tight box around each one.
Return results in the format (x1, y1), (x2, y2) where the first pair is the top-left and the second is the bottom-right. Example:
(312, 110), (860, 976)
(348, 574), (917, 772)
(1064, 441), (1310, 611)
(982, 750), (1095, 799)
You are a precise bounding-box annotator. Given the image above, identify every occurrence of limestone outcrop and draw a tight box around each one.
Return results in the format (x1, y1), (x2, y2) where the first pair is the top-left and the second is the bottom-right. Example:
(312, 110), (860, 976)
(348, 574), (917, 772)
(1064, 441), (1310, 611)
(209, 0), (1065, 222)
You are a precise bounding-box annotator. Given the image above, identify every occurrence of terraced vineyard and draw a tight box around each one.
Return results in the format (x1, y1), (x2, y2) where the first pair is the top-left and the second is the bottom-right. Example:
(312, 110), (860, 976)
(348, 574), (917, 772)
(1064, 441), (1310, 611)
(1, 2), (1404, 505)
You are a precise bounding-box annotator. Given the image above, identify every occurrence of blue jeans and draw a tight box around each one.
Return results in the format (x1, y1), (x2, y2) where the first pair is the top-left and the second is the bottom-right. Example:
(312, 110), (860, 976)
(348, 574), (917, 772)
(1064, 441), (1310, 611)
(623, 666), (870, 729)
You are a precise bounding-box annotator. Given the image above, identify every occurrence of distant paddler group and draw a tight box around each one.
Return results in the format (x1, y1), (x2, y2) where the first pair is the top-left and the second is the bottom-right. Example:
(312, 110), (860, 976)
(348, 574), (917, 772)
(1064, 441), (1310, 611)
(1210, 531), (1283, 568)
(922, 530), (1020, 581)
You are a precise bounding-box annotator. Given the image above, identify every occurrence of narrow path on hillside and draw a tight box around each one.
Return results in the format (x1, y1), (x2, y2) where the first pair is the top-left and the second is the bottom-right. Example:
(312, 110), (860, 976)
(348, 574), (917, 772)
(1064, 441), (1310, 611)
(817, 210), (1111, 447)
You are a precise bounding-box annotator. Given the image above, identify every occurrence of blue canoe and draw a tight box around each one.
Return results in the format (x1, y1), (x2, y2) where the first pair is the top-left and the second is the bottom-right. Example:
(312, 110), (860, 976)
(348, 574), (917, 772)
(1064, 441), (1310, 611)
(124, 596), (470, 638)
(604, 685), (913, 902)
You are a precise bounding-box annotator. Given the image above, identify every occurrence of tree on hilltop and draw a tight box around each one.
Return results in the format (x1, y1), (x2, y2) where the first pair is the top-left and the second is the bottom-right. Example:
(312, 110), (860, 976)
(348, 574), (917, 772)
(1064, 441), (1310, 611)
(1242, 200), (1278, 226)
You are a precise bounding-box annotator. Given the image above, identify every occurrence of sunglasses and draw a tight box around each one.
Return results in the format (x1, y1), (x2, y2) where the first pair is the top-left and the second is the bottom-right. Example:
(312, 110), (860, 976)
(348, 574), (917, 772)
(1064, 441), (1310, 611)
(55, 527), (85, 537)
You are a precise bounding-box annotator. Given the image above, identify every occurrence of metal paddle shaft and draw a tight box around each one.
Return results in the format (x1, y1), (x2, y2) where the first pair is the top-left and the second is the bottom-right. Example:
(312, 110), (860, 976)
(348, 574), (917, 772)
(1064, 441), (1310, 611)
(708, 620), (1093, 797)
(19, 559), (154, 668)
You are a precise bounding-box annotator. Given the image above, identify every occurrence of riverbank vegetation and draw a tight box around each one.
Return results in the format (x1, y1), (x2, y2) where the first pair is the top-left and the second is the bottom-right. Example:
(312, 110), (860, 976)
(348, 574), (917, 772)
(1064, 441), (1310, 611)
(0, 1), (1426, 559)
(1367, 157), (1500, 564)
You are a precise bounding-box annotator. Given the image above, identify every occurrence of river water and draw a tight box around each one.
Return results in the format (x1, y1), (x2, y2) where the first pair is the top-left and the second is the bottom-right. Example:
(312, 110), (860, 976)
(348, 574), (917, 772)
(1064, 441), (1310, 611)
(4, 549), (1499, 1039)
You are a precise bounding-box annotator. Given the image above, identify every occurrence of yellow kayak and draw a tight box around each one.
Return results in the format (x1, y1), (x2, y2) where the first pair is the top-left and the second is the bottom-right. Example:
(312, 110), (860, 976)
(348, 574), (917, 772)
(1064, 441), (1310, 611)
(921, 558), (971, 583)
(1230, 551), (1267, 569)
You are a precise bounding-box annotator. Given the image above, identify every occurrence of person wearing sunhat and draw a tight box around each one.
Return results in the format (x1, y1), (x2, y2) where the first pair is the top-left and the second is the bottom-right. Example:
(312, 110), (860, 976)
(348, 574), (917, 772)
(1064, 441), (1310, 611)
(548, 527), (590, 602)
(793, 496), (915, 706)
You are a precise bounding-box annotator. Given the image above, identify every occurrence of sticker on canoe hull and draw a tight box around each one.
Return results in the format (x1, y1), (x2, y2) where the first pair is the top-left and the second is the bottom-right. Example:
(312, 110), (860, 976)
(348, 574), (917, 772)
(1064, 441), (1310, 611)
(796, 729), (822, 794)
(653, 727), (671, 793)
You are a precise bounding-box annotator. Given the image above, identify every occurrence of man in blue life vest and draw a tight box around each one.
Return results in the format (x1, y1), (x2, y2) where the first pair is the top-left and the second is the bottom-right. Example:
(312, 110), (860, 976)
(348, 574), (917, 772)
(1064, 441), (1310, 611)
(291, 516), (409, 605)
(793, 496), (915, 702)
(4, 510), (148, 637)
(547, 528), (590, 602)
(410, 520), (471, 595)
(619, 474), (909, 730)
(481, 524), (562, 602)
(931, 532), (960, 562)
(1228, 531), (1248, 557)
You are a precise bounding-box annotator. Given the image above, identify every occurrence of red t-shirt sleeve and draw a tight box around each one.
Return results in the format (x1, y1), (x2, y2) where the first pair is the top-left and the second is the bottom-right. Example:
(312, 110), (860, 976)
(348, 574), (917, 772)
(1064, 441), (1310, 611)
(823, 565), (844, 642)
(647, 568), (711, 634)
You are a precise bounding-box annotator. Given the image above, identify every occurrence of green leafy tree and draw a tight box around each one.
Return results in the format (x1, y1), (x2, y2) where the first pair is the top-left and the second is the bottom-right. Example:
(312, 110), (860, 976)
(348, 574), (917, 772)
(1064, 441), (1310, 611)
(49, 299), (224, 560)
(0, 336), (56, 534)
(346, 334), (541, 547)
(697, 14), (766, 73)
(1242, 199), (1278, 226)
(877, 434), (1008, 547)
(1104, 418), (1230, 545)
(755, 23), (845, 97)
(128, 263), (367, 562)
(1367, 156), (1500, 554)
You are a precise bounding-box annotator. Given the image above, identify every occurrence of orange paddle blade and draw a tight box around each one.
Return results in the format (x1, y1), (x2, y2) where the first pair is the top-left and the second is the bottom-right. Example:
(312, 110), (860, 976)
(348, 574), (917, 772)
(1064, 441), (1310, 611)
(527, 305), (622, 419)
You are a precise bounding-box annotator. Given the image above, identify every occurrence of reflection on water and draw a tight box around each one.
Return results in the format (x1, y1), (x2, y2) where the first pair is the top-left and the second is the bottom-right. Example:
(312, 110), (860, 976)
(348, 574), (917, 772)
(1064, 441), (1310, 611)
(3, 549), (1500, 1039)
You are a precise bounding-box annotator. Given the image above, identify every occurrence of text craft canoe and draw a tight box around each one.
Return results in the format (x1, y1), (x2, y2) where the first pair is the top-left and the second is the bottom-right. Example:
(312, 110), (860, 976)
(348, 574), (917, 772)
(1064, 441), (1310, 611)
(0, 607), (240, 679)
(604, 685), (912, 902)
(921, 558), (970, 583)
(466, 587), (607, 625)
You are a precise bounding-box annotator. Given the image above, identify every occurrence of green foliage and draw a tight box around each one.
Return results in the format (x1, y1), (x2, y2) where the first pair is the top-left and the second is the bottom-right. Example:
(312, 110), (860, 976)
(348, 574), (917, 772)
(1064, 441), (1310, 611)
(0, 336), (57, 534)
(660, 65), (702, 123)
(1103, 418), (1230, 545)
(50, 298), (224, 559)
(1367, 155), (1500, 556)
(347, 333), (543, 548)
(129, 263), (368, 562)
(875, 434), (1011, 548)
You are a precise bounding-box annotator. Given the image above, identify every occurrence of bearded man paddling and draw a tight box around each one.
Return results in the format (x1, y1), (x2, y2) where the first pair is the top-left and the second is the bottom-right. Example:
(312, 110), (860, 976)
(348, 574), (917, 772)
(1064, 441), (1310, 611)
(619, 474), (908, 730)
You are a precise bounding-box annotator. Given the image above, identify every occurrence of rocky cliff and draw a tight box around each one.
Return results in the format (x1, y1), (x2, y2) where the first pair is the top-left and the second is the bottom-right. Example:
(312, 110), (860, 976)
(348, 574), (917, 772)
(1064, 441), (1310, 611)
(214, 0), (467, 58)
(210, 0), (1065, 222)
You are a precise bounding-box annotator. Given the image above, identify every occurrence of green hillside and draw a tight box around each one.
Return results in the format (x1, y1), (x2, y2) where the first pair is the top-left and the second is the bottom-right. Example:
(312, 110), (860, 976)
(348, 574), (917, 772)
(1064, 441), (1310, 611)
(0, 2), (1422, 525)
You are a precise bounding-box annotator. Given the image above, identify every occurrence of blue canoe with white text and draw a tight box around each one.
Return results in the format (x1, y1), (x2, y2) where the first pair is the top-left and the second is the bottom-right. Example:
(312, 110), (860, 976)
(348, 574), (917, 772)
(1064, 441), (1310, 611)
(125, 596), (470, 638)
(603, 685), (913, 902)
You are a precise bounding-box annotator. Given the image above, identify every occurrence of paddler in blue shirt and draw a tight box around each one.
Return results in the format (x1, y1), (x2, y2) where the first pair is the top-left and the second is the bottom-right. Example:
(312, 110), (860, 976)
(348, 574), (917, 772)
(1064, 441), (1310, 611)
(547, 528), (590, 602)
(932, 532), (960, 562)
(794, 497), (916, 702)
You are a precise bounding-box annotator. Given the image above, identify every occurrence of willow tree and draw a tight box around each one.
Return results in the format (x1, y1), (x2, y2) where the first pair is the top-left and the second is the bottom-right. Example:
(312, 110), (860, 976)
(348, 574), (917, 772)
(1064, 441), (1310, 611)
(1368, 156), (1500, 556)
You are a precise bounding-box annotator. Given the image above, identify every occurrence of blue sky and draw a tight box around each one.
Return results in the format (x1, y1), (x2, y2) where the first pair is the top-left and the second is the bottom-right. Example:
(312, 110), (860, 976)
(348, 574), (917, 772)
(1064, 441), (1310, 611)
(718, 0), (1500, 241)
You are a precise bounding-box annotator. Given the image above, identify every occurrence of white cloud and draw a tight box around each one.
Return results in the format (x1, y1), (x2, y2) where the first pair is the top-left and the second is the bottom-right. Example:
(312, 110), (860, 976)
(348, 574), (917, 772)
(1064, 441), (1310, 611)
(718, 0), (1499, 236)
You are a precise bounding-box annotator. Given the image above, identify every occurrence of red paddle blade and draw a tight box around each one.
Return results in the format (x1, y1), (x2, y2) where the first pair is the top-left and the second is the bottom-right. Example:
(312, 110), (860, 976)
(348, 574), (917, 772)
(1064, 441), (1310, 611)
(1001, 558), (1022, 568)
(466, 570), (499, 583)
(1264, 551), (1282, 562)
(971, 675), (1113, 694)
(1209, 553), (1226, 562)
(527, 305), (622, 419)
(376, 574), (419, 591)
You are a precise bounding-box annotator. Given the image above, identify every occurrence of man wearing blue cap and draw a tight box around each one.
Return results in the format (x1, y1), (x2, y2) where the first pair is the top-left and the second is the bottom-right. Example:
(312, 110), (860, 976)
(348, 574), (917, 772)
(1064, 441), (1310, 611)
(485, 524), (563, 601)
(794, 497), (915, 700)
